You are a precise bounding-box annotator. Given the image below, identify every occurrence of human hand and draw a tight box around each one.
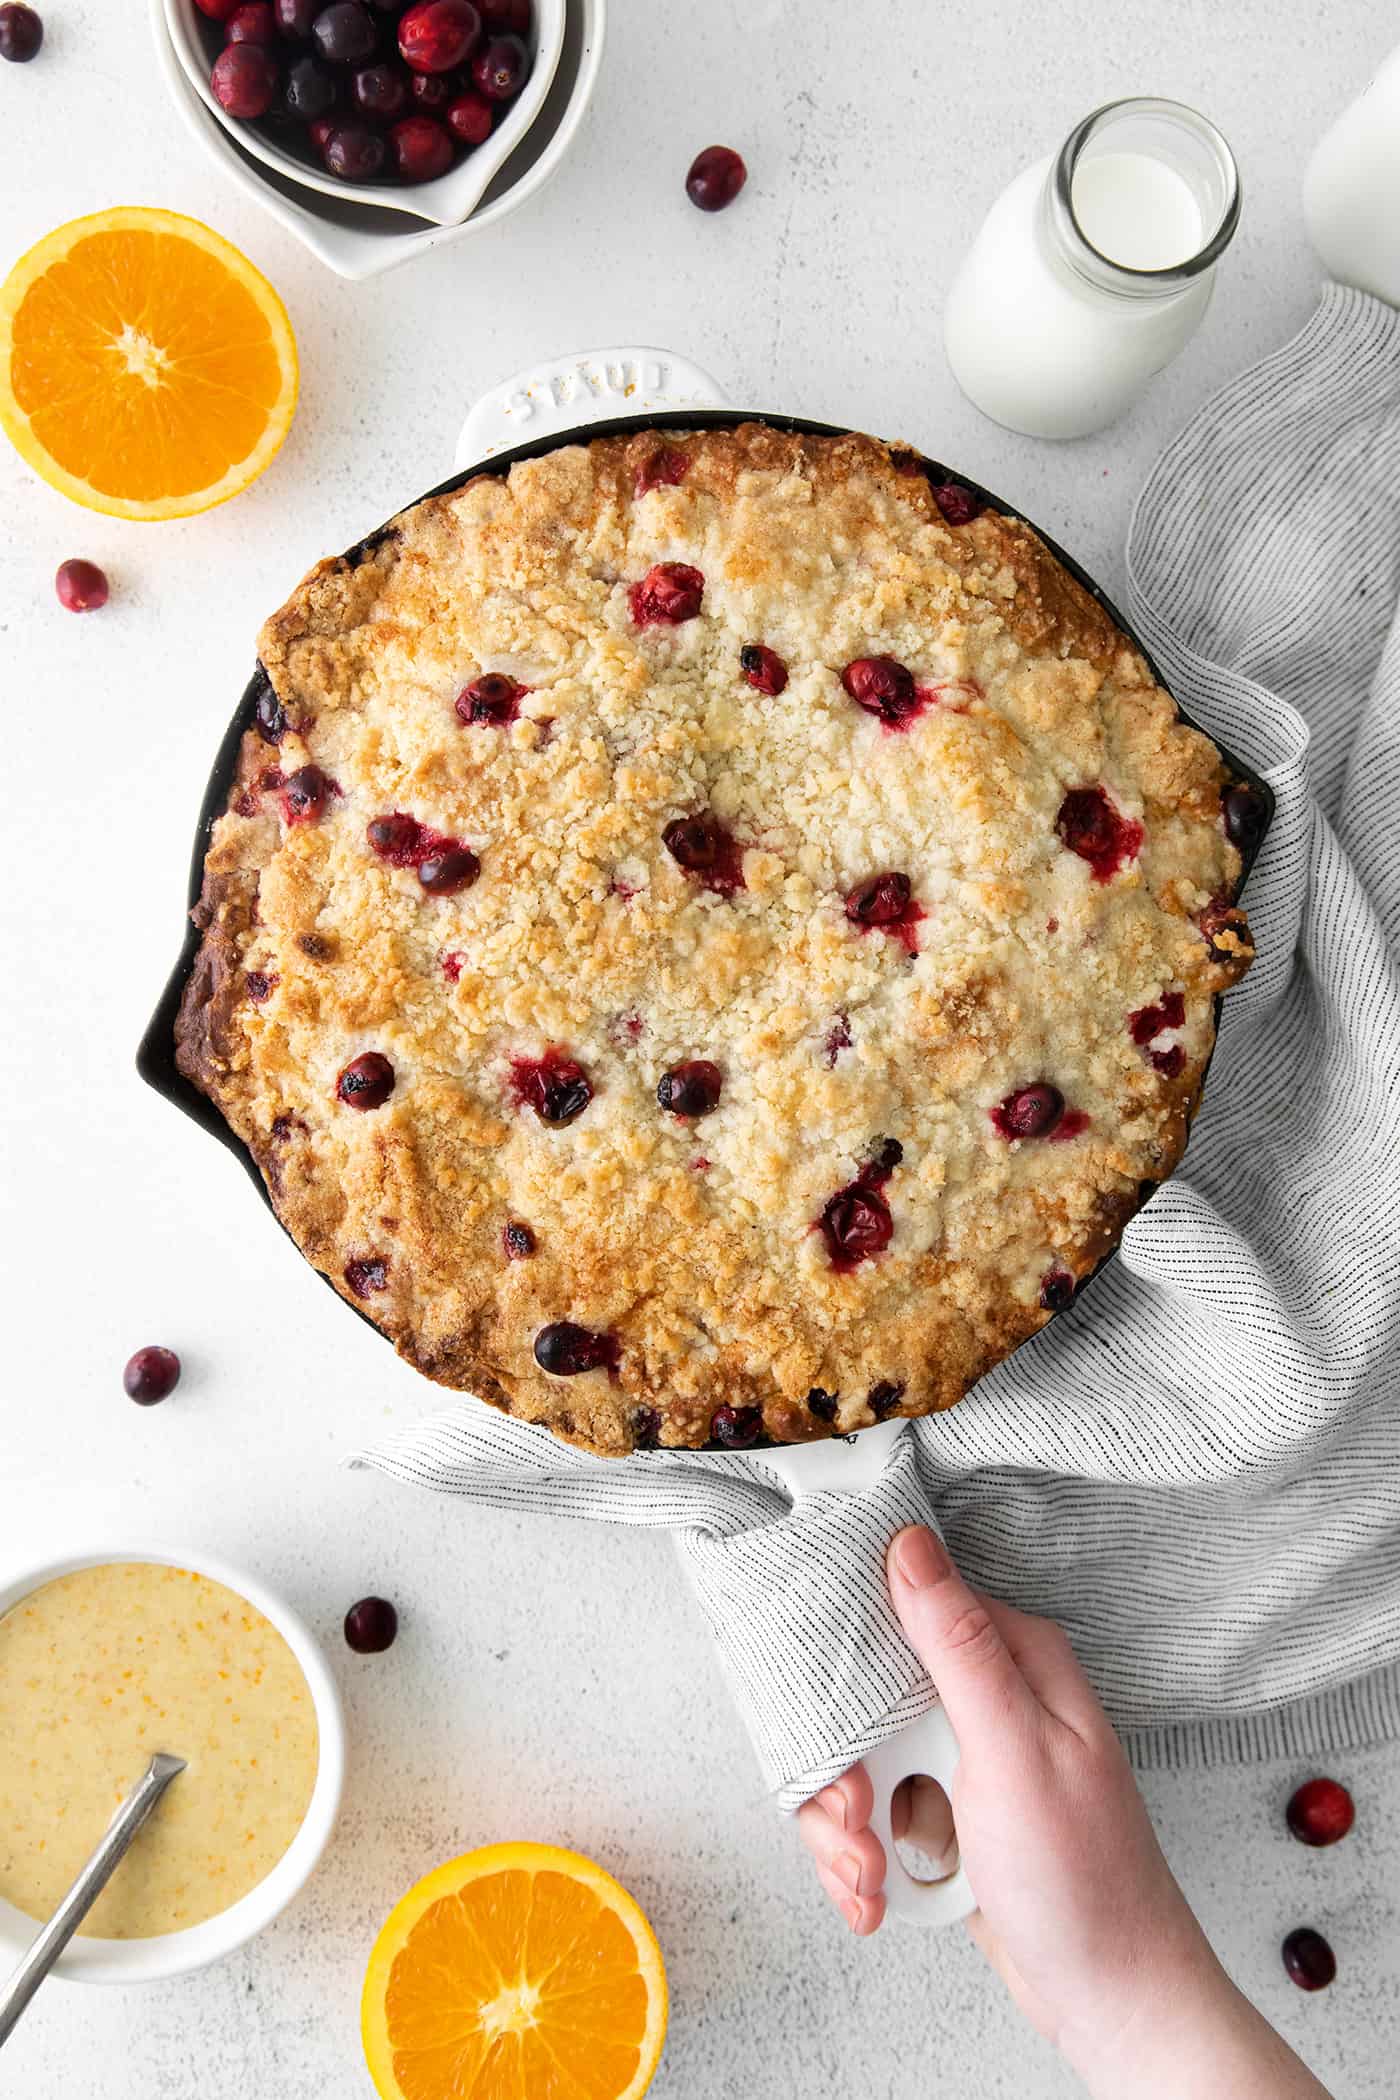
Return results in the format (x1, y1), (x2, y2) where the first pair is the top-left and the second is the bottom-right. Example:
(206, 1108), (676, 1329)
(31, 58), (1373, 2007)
(795, 1527), (1330, 2098)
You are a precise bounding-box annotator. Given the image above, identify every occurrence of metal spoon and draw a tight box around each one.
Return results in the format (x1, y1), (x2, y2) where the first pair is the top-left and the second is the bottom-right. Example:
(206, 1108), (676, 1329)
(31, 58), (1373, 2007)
(0, 1752), (185, 2048)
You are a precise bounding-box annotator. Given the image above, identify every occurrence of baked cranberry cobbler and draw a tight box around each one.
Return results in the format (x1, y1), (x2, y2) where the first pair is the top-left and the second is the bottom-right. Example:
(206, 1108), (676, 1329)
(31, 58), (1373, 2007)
(176, 424), (1260, 1455)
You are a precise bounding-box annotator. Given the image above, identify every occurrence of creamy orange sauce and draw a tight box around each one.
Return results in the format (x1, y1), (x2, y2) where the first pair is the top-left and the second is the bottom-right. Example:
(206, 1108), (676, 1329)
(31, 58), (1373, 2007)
(0, 1562), (319, 1938)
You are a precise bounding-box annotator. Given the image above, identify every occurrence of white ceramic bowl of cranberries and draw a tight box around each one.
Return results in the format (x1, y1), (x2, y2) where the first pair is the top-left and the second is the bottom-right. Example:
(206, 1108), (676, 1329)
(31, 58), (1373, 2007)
(151, 0), (603, 278)
(0, 1542), (346, 1984)
(165, 0), (566, 226)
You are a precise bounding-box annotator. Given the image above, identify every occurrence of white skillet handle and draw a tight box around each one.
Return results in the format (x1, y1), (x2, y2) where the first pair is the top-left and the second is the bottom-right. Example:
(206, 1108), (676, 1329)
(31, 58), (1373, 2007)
(863, 1701), (977, 1927)
(455, 345), (732, 467)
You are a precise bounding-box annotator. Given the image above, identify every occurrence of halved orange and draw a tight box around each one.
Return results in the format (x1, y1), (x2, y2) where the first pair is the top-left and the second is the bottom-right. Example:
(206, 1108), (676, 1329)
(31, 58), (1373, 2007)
(362, 1842), (669, 2100)
(0, 207), (297, 521)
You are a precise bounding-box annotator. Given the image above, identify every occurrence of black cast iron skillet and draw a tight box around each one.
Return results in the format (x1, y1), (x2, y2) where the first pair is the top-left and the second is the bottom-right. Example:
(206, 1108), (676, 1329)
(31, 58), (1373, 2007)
(137, 410), (1275, 1373)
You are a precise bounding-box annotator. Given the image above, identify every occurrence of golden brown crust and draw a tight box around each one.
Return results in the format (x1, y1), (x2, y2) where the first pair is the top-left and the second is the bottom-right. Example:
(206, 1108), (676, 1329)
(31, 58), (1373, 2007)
(174, 425), (1253, 1455)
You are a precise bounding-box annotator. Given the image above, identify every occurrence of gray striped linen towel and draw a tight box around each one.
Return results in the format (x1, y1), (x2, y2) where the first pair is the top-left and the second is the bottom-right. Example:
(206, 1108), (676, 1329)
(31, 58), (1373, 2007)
(353, 285), (1400, 1811)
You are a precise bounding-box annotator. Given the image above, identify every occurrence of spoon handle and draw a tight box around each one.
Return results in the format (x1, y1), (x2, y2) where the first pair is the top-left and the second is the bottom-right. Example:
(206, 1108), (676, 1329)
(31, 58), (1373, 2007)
(0, 1752), (186, 2049)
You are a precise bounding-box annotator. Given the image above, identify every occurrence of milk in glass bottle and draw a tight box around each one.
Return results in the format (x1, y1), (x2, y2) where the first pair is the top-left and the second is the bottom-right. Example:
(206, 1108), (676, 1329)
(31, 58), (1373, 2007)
(943, 98), (1241, 439)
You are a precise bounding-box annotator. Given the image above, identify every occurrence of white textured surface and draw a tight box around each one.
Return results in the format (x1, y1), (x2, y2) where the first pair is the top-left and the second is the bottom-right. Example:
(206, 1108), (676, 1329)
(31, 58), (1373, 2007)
(2, 0), (1398, 2092)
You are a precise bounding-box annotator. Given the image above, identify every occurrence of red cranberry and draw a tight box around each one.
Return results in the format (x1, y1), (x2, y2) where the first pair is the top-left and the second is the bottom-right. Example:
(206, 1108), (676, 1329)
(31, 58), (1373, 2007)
(280, 764), (330, 824)
(344, 1255), (389, 1296)
(1286, 1777), (1355, 1848)
(929, 481), (981, 526)
(632, 1406), (662, 1449)
(503, 1220), (536, 1259)
(367, 810), (423, 862)
(662, 811), (744, 894)
(823, 1015), (852, 1066)
(313, 0), (376, 61)
(455, 671), (526, 725)
(1223, 782), (1269, 851)
(479, 0), (526, 26)
(228, 2), (276, 38)
(991, 1084), (1065, 1140)
(352, 59), (409, 114)
(1150, 1045), (1185, 1078)
(337, 1051), (395, 1110)
(410, 66), (456, 105)
(841, 655), (919, 727)
(657, 1060), (722, 1118)
(1199, 893), (1251, 963)
(417, 844), (479, 894)
(274, 0), (317, 33)
(512, 1049), (593, 1125)
(0, 0), (40, 57)
(1055, 786), (1143, 882)
(846, 871), (911, 927)
(254, 675), (287, 743)
(54, 558), (108, 611)
(399, 0), (479, 71)
(806, 1387), (839, 1422)
(323, 119), (386, 176)
(390, 112), (454, 178)
(629, 561), (704, 626)
(196, 0), (242, 15)
(1281, 1928), (1336, 1992)
(123, 1346), (181, 1405)
(740, 643), (788, 695)
(868, 1381), (904, 1418)
(686, 144), (746, 212)
(1040, 1269), (1076, 1312)
(1128, 991), (1185, 1045)
(534, 1322), (618, 1376)
(818, 1182), (894, 1270)
(441, 949), (465, 982)
(211, 41), (279, 116)
(471, 30), (526, 96)
(711, 1404), (763, 1448)
(634, 444), (688, 497)
(446, 87), (492, 141)
(245, 970), (278, 1002)
(285, 52), (337, 114)
(344, 1595), (397, 1652)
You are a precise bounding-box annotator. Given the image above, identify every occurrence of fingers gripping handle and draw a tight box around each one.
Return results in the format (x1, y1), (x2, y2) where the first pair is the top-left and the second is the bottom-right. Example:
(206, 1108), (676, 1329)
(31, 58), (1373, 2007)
(863, 1703), (976, 1927)
(455, 346), (731, 467)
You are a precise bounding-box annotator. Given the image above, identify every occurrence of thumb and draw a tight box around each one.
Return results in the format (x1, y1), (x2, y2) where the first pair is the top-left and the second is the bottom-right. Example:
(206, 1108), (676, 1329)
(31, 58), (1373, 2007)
(886, 1526), (1034, 1750)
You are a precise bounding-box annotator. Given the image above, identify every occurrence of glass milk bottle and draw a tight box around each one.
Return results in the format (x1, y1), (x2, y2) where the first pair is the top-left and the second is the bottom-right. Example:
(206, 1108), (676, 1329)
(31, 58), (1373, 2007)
(1304, 41), (1400, 305)
(943, 98), (1241, 439)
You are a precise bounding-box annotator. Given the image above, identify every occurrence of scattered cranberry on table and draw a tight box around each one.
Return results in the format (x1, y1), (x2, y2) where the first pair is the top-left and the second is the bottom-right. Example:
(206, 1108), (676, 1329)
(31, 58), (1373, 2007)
(0, 2), (43, 60)
(1286, 1776), (1355, 1847)
(344, 1595), (398, 1653)
(123, 1346), (182, 1406)
(686, 144), (747, 212)
(1281, 1926), (1337, 1992)
(55, 558), (109, 612)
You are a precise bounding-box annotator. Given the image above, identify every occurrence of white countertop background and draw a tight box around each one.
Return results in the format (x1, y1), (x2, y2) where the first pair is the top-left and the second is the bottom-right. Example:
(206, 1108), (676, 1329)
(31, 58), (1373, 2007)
(3, 0), (1399, 2092)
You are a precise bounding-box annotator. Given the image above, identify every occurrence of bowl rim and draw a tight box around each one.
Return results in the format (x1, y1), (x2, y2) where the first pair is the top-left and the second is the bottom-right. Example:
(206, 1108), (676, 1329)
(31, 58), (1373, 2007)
(0, 1543), (346, 1983)
(163, 0), (566, 227)
(135, 406), (1276, 1429)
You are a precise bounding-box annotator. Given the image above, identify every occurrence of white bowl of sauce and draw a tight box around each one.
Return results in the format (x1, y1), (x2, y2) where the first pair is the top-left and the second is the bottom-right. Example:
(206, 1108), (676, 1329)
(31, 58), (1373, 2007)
(0, 1546), (345, 1983)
